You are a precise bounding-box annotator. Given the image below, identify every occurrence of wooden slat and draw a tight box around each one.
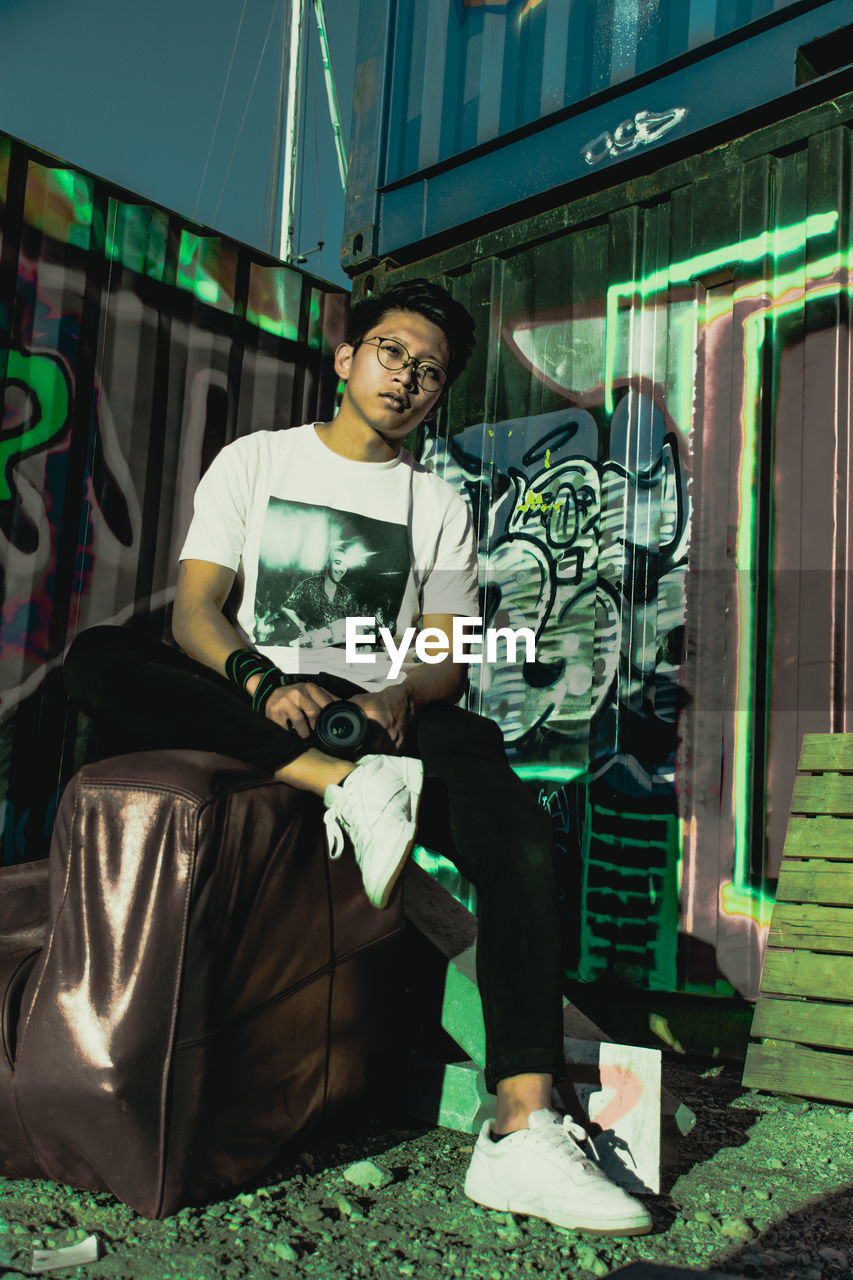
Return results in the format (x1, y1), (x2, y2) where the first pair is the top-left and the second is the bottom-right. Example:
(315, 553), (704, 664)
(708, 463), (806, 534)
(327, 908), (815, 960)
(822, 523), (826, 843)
(744, 734), (853, 1103)
(760, 949), (853, 1000)
(403, 861), (477, 961)
(783, 816), (853, 860)
(750, 997), (853, 1049)
(791, 774), (853, 815)
(775, 864), (853, 905)
(768, 902), (853, 951)
(800, 733), (853, 772)
(742, 1040), (853, 1105)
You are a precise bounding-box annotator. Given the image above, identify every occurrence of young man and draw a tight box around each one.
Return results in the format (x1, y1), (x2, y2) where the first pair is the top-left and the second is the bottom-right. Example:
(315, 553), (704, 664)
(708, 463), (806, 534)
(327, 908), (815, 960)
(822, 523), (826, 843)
(65, 278), (652, 1236)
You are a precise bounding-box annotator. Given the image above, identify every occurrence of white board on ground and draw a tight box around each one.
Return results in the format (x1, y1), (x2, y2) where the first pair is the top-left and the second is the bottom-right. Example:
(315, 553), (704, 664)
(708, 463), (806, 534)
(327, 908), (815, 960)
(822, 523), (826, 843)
(562, 1038), (662, 1195)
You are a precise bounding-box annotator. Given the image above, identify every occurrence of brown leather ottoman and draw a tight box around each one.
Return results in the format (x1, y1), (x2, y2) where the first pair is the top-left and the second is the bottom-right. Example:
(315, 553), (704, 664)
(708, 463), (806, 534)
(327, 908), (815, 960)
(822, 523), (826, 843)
(0, 751), (405, 1217)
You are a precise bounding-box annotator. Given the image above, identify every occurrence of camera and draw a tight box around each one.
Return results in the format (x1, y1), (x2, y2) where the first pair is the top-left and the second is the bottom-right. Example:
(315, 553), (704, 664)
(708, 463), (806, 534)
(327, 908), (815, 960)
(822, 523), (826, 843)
(313, 700), (368, 758)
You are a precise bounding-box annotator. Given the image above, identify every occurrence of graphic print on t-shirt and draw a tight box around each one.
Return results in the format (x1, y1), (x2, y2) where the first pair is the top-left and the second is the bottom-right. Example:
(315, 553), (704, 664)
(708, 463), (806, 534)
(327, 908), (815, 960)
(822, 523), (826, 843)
(254, 498), (411, 648)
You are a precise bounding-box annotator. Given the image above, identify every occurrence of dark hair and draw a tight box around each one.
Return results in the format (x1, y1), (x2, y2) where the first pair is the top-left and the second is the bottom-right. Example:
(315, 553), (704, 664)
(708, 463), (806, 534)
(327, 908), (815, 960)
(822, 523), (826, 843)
(346, 277), (476, 386)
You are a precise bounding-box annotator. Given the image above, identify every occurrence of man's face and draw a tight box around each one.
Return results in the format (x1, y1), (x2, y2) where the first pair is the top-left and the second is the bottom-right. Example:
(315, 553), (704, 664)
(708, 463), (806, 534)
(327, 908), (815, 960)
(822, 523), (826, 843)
(335, 309), (450, 447)
(328, 552), (346, 583)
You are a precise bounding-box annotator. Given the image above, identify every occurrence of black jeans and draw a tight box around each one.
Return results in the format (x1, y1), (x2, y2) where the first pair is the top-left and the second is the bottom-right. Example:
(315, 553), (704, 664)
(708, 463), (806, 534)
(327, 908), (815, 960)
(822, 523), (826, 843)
(64, 625), (565, 1091)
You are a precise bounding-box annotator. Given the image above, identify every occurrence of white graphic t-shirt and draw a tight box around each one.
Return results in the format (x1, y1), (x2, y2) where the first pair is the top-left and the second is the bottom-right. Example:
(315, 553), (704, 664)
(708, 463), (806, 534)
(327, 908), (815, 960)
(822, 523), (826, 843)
(179, 425), (479, 690)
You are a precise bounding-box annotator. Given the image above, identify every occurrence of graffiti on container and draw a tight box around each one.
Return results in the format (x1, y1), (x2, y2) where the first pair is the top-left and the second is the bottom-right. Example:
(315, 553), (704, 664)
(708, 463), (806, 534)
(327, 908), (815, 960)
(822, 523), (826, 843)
(422, 393), (687, 784)
(581, 107), (687, 167)
(418, 208), (849, 993)
(0, 136), (344, 866)
(0, 347), (72, 505)
(420, 403), (685, 989)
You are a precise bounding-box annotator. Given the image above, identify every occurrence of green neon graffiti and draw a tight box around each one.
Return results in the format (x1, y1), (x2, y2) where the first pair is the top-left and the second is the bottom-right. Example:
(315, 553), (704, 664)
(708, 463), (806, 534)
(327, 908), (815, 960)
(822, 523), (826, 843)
(721, 881), (775, 926)
(603, 210), (840, 413)
(96, 205), (306, 337)
(246, 267), (302, 342)
(512, 762), (587, 783)
(177, 232), (228, 310)
(730, 247), (852, 903)
(601, 210), (846, 921)
(0, 348), (72, 501)
(39, 168), (94, 249)
(0, 148), (331, 350)
(103, 200), (169, 282)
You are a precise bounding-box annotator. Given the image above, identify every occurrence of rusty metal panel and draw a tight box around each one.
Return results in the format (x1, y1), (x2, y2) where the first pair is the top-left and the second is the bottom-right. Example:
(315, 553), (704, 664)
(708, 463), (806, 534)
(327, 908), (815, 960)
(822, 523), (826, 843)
(0, 132), (346, 865)
(364, 90), (853, 999)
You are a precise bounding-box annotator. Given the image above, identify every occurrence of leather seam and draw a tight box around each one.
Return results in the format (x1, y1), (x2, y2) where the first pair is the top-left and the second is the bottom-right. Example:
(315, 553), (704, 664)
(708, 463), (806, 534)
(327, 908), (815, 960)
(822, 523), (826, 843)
(334, 926), (406, 967)
(174, 962), (335, 1049)
(154, 800), (201, 1218)
(321, 838), (335, 1116)
(171, 926), (406, 1052)
(81, 777), (288, 806)
(10, 785), (80, 1171)
(0, 950), (40, 1070)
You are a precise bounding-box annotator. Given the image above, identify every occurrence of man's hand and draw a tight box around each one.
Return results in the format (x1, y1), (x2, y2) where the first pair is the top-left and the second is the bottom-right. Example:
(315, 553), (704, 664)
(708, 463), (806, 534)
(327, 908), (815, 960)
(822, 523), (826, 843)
(350, 684), (414, 752)
(264, 682), (339, 738)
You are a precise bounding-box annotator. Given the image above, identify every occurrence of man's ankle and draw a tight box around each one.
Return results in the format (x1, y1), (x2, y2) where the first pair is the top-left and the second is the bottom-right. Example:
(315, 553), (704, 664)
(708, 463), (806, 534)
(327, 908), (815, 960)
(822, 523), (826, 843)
(492, 1114), (531, 1136)
(275, 749), (355, 797)
(494, 1072), (553, 1134)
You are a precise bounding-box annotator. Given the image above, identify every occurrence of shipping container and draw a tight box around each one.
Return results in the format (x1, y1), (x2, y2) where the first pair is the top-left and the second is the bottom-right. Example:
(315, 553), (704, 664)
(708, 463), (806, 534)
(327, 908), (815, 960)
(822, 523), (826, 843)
(350, 86), (853, 1005)
(344, 0), (852, 269)
(0, 130), (346, 865)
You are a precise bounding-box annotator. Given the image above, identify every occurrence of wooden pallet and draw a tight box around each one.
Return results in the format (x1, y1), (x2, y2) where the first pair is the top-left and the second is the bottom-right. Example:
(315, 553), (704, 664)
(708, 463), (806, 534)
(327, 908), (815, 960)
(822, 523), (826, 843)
(742, 733), (853, 1104)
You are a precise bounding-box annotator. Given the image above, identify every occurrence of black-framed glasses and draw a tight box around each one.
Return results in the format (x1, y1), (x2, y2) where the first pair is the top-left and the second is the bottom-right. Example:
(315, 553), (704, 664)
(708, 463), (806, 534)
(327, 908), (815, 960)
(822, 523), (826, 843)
(358, 336), (447, 393)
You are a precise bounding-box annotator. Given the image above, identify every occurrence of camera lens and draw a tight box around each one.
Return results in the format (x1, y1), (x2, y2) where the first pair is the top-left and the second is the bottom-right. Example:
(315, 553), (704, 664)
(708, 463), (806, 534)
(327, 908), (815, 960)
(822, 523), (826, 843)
(314, 701), (368, 757)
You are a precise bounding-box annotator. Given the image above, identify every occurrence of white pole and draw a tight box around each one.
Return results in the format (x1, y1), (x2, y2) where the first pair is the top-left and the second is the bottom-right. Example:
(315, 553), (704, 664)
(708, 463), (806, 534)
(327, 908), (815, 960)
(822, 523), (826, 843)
(279, 0), (306, 262)
(311, 0), (348, 190)
(268, 1), (289, 254)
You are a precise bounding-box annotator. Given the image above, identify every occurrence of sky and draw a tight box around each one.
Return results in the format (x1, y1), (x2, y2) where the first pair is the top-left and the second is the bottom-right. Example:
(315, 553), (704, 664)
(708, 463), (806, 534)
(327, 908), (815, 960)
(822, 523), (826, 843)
(0, 0), (357, 287)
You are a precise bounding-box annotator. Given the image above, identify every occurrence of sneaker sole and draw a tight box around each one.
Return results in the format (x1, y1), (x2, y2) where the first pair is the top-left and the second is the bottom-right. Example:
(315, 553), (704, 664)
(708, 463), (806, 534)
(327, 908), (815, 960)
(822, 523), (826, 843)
(369, 758), (423, 910)
(463, 1174), (653, 1237)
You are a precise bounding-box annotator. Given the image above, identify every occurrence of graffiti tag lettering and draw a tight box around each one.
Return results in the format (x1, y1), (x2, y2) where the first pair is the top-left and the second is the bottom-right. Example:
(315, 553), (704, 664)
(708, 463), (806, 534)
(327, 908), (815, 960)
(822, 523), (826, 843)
(582, 107), (687, 167)
(0, 346), (72, 502)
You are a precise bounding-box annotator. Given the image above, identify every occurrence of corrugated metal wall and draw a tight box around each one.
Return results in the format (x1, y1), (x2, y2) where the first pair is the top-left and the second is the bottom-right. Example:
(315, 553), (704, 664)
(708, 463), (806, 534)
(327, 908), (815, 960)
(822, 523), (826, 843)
(365, 90), (853, 999)
(388, 0), (801, 181)
(345, 0), (850, 267)
(0, 132), (346, 866)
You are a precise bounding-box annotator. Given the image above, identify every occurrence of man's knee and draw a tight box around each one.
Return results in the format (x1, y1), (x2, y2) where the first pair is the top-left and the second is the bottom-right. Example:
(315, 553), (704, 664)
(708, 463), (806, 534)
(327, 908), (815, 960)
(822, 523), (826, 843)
(415, 704), (506, 758)
(64, 625), (128, 704)
(469, 798), (557, 891)
(511, 804), (556, 870)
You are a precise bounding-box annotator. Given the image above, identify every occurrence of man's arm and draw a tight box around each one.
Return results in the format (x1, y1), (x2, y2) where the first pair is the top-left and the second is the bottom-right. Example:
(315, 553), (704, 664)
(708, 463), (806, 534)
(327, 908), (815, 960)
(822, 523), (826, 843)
(401, 612), (468, 707)
(172, 559), (242, 674)
(172, 559), (337, 737)
(349, 613), (467, 750)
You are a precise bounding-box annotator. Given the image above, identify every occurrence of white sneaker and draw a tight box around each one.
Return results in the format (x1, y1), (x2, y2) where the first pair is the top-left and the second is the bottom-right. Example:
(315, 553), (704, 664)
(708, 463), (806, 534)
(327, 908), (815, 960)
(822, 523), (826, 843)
(323, 754), (423, 908)
(464, 1109), (653, 1236)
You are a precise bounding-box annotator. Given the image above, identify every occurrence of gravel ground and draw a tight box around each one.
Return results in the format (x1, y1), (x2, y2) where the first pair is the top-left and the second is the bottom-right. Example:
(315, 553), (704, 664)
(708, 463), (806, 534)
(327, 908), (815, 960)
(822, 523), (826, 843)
(1, 1061), (852, 1279)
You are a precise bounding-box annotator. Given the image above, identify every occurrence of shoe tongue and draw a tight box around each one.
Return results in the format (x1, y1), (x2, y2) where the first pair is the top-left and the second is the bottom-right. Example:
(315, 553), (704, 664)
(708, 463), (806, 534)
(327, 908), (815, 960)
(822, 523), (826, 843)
(527, 1108), (561, 1130)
